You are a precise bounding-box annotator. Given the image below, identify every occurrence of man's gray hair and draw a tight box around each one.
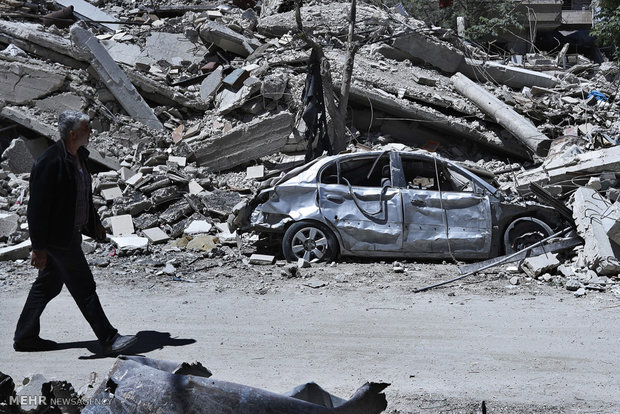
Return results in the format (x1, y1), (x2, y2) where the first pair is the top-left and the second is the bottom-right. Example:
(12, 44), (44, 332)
(58, 110), (90, 141)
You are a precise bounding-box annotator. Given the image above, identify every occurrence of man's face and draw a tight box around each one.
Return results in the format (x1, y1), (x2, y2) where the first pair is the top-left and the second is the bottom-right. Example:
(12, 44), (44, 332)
(71, 120), (91, 148)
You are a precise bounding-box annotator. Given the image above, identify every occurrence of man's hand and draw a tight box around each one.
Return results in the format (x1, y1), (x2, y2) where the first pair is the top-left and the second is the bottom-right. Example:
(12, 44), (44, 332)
(94, 222), (107, 242)
(31, 249), (47, 269)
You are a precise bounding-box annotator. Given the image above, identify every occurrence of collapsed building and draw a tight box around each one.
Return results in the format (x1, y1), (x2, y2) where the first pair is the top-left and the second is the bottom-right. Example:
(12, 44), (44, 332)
(0, 0), (619, 297)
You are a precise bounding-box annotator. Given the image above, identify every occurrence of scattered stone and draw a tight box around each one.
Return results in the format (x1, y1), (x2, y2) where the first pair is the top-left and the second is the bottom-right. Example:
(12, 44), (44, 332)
(249, 254), (275, 265)
(565, 278), (581, 291)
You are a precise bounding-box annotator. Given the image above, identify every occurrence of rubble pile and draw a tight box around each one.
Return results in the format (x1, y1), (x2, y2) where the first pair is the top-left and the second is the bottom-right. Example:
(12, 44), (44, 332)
(0, 0), (619, 295)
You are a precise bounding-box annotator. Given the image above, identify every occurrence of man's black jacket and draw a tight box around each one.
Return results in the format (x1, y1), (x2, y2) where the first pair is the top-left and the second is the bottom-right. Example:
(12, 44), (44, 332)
(27, 140), (102, 250)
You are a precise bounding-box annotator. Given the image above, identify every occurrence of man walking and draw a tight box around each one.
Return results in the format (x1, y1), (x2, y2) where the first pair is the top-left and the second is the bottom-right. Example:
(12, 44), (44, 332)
(13, 110), (137, 356)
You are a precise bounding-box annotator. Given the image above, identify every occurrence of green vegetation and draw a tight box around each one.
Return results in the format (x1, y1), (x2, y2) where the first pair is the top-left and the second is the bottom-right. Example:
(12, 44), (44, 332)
(591, 0), (620, 60)
(378, 0), (524, 42)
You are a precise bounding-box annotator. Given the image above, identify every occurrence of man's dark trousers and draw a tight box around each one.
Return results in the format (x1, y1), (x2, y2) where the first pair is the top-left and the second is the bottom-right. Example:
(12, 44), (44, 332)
(14, 230), (117, 344)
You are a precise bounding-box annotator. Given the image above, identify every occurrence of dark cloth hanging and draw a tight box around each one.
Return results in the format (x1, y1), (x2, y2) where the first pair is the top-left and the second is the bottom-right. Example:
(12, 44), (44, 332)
(301, 49), (332, 162)
(439, 0), (453, 8)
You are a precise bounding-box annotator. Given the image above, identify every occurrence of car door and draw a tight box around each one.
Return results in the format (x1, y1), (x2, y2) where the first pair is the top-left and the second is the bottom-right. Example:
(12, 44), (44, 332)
(317, 154), (403, 253)
(399, 154), (492, 258)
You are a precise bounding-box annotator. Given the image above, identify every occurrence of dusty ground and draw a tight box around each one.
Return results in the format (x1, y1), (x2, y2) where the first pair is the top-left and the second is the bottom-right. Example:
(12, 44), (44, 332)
(1, 243), (620, 413)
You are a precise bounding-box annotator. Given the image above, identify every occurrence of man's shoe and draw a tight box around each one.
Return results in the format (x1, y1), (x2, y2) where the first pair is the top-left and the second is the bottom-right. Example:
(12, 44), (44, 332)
(102, 333), (137, 356)
(14, 337), (57, 352)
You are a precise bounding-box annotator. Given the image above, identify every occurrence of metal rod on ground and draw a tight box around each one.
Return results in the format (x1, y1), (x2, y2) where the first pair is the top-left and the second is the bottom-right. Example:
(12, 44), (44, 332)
(414, 227), (573, 293)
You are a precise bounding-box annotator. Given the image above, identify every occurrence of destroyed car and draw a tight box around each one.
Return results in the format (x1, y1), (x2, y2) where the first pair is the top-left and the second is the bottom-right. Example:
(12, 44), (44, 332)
(233, 150), (566, 262)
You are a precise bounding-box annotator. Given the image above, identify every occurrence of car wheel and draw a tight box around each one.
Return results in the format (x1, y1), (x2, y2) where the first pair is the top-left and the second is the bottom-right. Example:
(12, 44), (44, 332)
(283, 221), (338, 263)
(503, 217), (553, 255)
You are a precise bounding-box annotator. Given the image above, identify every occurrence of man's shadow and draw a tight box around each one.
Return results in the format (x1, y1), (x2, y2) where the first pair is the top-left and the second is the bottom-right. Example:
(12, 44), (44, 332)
(53, 330), (195, 359)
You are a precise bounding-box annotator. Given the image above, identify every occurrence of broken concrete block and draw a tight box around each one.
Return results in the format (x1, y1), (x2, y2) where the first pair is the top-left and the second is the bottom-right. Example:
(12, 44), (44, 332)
(459, 59), (558, 89)
(572, 187), (620, 275)
(520, 253), (560, 278)
(0, 211), (19, 240)
(124, 172), (145, 187)
(200, 66), (224, 103)
(0, 61), (65, 105)
(297, 258), (311, 269)
(118, 167), (136, 181)
(168, 156), (187, 167)
(223, 68), (250, 89)
(565, 278), (581, 291)
(142, 227), (169, 244)
(142, 32), (209, 66)
(186, 235), (218, 251)
(1, 138), (35, 174)
(110, 235), (148, 250)
(184, 220), (212, 235)
(216, 77), (262, 114)
(246, 165), (264, 179)
(392, 31), (464, 73)
(101, 186), (123, 202)
(602, 202), (620, 245)
(188, 180), (205, 195)
(198, 20), (261, 57)
(110, 214), (135, 236)
(249, 254), (275, 265)
(56, 0), (119, 31)
(517, 145), (620, 193)
(70, 25), (164, 131)
(0, 240), (31, 261)
(34, 93), (85, 114)
(261, 73), (287, 100)
(193, 111), (293, 171)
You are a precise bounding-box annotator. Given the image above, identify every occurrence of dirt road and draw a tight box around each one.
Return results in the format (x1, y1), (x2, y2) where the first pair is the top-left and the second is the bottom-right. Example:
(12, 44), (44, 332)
(1, 256), (619, 413)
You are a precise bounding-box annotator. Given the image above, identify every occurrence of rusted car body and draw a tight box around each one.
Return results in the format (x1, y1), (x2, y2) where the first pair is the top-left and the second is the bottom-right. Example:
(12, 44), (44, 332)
(234, 150), (565, 262)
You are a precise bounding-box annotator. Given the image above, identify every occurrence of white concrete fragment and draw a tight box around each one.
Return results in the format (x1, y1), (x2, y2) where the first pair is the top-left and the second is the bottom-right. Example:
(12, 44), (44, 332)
(184, 220), (212, 235)
(110, 214), (135, 236)
(246, 165), (265, 179)
(520, 253), (560, 278)
(188, 180), (205, 195)
(125, 172), (145, 186)
(101, 186), (123, 201)
(142, 227), (169, 244)
(0, 211), (19, 238)
(168, 156), (187, 167)
(249, 254), (275, 265)
(110, 235), (148, 249)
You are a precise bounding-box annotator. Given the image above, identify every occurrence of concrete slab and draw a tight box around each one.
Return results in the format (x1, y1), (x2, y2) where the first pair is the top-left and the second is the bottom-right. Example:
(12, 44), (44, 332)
(0, 61), (65, 105)
(70, 25), (164, 131)
(193, 111), (293, 171)
(34, 93), (85, 114)
(142, 227), (170, 244)
(110, 214), (135, 236)
(1, 138), (35, 174)
(56, 0), (120, 31)
(198, 20), (261, 57)
(0, 239), (30, 261)
(101, 186), (123, 201)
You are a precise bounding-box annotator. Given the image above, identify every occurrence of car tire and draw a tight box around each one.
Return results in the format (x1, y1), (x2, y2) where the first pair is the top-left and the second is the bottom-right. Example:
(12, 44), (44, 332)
(503, 217), (553, 255)
(282, 221), (339, 263)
